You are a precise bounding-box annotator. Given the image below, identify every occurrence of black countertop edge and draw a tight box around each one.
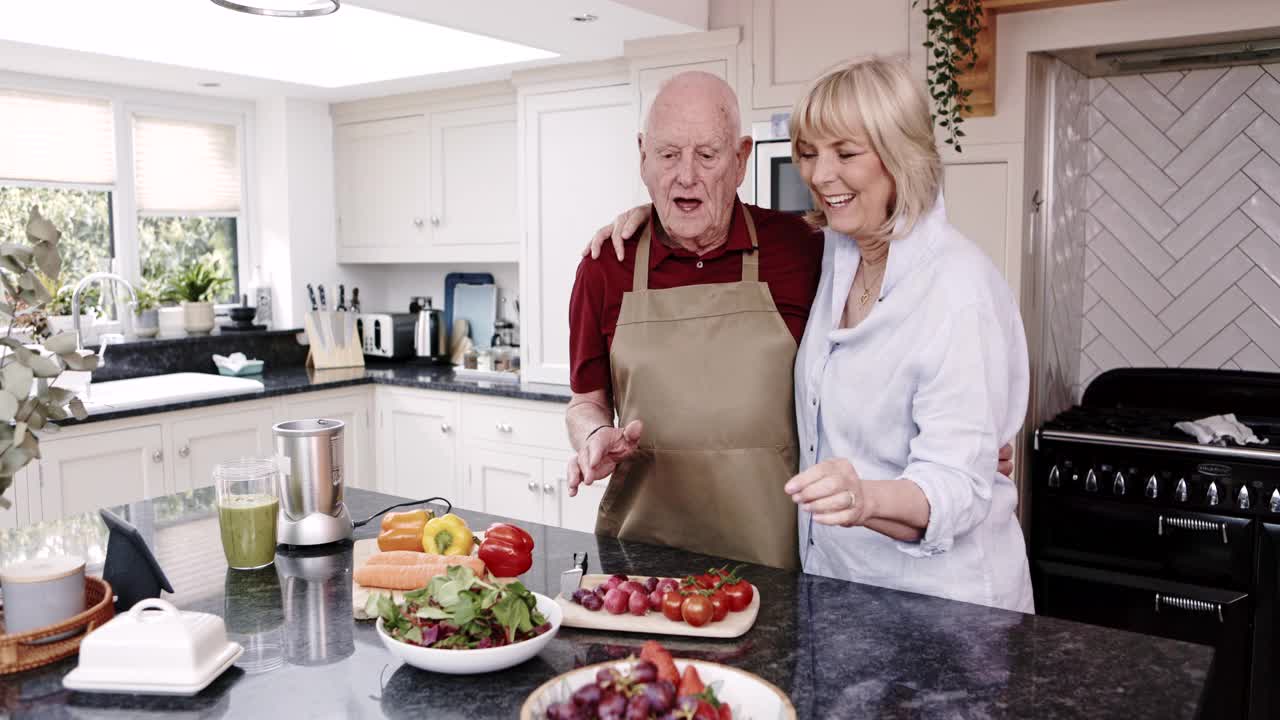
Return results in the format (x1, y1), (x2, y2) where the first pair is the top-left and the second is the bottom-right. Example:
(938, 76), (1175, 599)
(57, 364), (572, 426)
(90, 327), (305, 351)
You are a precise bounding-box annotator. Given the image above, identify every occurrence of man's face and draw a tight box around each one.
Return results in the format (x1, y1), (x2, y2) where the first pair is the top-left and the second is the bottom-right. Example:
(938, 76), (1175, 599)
(639, 95), (749, 249)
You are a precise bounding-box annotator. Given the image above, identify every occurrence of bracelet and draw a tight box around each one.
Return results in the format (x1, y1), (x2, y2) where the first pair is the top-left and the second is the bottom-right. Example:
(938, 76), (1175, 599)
(585, 424), (612, 442)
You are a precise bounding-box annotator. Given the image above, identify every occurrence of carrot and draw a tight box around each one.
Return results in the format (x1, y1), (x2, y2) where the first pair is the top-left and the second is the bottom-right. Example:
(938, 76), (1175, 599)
(355, 552), (485, 589)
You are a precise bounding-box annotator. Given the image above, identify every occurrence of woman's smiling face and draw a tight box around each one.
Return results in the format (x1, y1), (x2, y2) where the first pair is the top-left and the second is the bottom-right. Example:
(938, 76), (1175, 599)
(795, 128), (895, 239)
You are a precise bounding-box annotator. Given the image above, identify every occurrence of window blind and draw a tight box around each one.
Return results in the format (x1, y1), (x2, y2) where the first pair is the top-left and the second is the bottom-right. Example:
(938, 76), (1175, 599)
(0, 89), (115, 185)
(133, 115), (241, 214)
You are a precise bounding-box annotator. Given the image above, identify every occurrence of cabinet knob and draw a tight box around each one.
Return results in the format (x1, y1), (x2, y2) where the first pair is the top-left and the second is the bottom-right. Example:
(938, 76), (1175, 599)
(178, 445), (190, 458)
(440, 423), (452, 434)
(496, 423), (513, 433)
(413, 217), (424, 227)
(527, 480), (538, 492)
(152, 450), (163, 463)
(431, 215), (440, 226)
(543, 482), (555, 495)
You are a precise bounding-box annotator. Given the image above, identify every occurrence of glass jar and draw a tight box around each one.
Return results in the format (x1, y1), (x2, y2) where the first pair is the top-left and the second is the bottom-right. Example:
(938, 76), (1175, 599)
(476, 350), (493, 372)
(463, 347), (479, 370)
(492, 348), (510, 372)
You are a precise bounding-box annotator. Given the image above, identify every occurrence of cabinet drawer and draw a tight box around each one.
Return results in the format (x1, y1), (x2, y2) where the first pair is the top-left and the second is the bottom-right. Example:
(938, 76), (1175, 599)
(462, 400), (569, 452)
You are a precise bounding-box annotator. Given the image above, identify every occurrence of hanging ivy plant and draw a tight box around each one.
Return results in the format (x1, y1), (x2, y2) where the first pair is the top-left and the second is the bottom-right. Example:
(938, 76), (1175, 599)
(915, 0), (985, 152)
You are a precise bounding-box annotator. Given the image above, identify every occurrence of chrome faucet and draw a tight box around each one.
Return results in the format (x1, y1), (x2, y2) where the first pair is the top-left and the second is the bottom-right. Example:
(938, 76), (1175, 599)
(71, 272), (138, 350)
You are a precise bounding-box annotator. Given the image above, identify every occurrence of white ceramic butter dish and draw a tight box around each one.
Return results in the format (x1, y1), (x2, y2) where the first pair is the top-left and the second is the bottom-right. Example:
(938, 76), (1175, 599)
(63, 598), (243, 695)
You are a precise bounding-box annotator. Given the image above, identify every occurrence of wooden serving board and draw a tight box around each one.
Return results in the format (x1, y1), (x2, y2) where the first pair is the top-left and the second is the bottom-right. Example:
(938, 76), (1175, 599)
(556, 575), (760, 639)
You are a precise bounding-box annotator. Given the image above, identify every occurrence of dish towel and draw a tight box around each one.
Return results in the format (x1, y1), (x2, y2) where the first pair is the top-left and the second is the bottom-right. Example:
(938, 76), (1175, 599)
(1174, 413), (1270, 446)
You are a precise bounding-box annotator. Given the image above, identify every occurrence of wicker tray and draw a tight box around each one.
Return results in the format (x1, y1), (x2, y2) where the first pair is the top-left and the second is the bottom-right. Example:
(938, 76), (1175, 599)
(0, 576), (114, 674)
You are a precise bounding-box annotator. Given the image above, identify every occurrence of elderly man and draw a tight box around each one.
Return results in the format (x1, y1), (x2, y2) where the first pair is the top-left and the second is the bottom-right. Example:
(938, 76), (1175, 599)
(564, 72), (821, 569)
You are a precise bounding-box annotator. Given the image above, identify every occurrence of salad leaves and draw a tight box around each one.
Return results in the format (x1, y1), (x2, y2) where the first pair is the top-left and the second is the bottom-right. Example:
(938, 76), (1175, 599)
(370, 565), (549, 648)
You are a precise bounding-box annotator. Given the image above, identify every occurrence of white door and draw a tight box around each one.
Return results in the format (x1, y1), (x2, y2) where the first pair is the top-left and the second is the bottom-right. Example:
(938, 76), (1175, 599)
(170, 407), (275, 492)
(544, 458), (608, 534)
(751, 0), (909, 109)
(944, 160), (1013, 282)
(39, 425), (165, 520)
(520, 84), (637, 384)
(378, 391), (458, 504)
(334, 115), (429, 260)
(281, 390), (374, 490)
(429, 104), (519, 261)
(466, 447), (543, 525)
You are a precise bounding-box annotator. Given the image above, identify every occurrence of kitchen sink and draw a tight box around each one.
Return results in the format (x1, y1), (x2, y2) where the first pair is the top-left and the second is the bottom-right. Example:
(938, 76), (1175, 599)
(78, 372), (265, 415)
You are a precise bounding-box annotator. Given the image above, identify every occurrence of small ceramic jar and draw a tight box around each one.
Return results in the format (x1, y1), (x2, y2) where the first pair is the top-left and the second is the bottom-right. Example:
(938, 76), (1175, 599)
(477, 350), (493, 372)
(0, 556), (86, 636)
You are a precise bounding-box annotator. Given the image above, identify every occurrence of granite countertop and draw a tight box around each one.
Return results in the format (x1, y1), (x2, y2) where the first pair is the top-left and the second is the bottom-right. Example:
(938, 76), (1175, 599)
(64, 363), (572, 426)
(0, 488), (1211, 719)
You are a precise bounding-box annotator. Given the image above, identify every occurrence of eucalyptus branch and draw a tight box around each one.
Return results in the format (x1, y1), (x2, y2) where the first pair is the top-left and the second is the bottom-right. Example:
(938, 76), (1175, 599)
(914, 0), (984, 152)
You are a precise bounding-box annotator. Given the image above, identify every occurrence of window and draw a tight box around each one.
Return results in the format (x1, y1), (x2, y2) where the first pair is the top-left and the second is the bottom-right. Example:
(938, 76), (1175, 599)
(0, 185), (114, 288)
(138, 217), (238, 302)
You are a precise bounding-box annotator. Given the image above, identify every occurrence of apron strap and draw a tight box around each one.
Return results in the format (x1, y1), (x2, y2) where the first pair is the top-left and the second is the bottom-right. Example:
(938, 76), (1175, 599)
(632, 212), (653, 292)
(741, 205), (760, 283)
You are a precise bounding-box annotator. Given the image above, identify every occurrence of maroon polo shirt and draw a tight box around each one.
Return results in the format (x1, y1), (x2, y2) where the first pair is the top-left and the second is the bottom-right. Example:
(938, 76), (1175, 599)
(569, 200), (824, 395)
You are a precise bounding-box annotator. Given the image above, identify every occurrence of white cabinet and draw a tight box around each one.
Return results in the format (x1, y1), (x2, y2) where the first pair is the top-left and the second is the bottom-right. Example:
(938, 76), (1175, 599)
(750, 0), (909, 109)
(377, 389), (460, 505)
(942, 142), (1023, 291)
(519, 82), (637, 385)
(37, 425), (165, 520)
(281, 389), (375, 490)
(169, 406), (276, 492)
(465, 447), (544, 525)
(543, 458), (609, 534)
(334, 115), (430, 263)
(428, 104), (519, 262)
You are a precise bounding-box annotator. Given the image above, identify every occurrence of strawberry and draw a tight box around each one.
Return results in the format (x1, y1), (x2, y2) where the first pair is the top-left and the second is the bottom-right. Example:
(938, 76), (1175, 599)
(640, 640), (679, 685)
(678, 665), (706, 697)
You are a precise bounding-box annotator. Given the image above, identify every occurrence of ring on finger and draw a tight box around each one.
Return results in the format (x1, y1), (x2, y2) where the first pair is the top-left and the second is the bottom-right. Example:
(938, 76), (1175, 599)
(846, 489), (856, 509)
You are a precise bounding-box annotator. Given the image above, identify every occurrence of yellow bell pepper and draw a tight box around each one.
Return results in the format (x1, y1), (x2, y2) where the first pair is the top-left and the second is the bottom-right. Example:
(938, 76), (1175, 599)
(422, 513), (473, 555)
(377, 508), (433, 552)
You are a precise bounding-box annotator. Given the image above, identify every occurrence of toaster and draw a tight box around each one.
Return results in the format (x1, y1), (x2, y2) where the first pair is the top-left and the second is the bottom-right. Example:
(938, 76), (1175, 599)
(355, 313), (416, 359)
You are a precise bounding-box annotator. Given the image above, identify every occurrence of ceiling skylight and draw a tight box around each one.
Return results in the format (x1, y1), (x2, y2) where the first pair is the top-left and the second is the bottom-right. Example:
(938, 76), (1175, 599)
(0, 0), (558, 88)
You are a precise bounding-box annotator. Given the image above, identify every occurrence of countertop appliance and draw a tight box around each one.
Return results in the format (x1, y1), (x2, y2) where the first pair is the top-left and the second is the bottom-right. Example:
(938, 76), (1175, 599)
(1032, 368), (1280, 719)
(273, 418), (353, 546)
(414, 297), (448, 363)
(754, 138), (813, 215)
(355, 312), (415, 359)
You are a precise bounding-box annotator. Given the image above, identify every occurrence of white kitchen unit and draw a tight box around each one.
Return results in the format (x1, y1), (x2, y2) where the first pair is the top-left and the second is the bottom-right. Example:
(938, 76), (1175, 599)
(280, 388), (375, 490)
(543, 457), (608, 534)
(169, 406), (276, 493)
(466, 447), (545, 525)
(375, 387), (460, 505)
(427, 104), (519, 262)
(942, 142), (1024, 291)
(750, 0), (909, 109)
(334, 115), (430, 262)
(37, 424), (166, 521)
(517, 68), (637, 385)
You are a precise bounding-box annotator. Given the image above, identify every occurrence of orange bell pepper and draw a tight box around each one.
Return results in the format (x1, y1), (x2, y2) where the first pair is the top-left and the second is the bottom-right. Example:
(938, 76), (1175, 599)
(377, 509), (432, 552)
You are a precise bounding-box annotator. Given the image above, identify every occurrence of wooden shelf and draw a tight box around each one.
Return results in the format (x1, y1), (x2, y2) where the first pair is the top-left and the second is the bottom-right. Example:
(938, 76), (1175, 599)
(953, 0), (1115, 117)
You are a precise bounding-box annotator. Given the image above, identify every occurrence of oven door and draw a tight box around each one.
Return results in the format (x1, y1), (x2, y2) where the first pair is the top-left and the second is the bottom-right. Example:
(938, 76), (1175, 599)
(754, 139), (813, 214)
(1036, 560), (1249, 718)
(1250, 523), (1280, 718)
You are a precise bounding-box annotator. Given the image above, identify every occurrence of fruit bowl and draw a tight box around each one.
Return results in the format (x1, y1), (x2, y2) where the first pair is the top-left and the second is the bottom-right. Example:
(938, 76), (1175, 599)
(521, 658), (796, 719)
(375, 592), (561, 675)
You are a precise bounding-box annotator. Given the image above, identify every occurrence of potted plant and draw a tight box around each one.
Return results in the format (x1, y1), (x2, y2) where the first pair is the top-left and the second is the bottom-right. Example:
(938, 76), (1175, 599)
(163, 255), (231, 335)
(131, 284), (161, 338)
(41, 276), (97, 342)
(0, 207), (101, 508)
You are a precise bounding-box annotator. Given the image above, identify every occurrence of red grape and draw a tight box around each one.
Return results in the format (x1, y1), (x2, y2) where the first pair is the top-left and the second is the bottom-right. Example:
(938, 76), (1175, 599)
(601, 574), (629, 592)
(647, 589), (664, 611)
(628, 590), (648, 616)
(644, 577), (659, 593)
(631, 660), (657, 684)
(603, 588), (629, 615)
(656, 578), (679, 593)
(618, 580), (646, 596)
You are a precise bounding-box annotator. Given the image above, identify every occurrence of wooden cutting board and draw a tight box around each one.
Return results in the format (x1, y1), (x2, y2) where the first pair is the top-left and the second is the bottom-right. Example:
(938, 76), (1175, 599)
(556, 575), (760, 639)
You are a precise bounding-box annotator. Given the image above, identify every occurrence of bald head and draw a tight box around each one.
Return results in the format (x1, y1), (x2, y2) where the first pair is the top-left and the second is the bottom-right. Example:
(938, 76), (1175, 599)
(639, 71), (752, 252)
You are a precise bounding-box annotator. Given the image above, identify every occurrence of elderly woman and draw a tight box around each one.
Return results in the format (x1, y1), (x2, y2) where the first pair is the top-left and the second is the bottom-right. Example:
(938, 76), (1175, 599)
(782, 57), (1032, 612)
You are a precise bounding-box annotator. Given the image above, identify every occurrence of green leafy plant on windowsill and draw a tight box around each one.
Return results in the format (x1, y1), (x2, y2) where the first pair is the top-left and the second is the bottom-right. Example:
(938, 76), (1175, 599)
(41, 276), (99, 318)
(161, 254), (231, 304)
(132, 283), (160, 312)
(915, 0), (985, 152)
(0, 208), (101, 507)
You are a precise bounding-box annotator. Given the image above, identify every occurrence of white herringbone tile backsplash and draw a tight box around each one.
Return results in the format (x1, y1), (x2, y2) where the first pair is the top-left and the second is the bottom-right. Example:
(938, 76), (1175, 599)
(1077, 64), (1280, 397)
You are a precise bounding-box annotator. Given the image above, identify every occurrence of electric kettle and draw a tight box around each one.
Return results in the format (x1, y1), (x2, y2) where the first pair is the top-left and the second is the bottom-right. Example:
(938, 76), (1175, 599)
(273, 419), (353, 546)
(414, 297), (448, 363)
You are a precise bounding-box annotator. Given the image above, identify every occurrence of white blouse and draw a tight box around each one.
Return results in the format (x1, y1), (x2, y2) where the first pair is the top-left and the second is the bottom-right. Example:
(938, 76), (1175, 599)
(793, 196), (1035, 613)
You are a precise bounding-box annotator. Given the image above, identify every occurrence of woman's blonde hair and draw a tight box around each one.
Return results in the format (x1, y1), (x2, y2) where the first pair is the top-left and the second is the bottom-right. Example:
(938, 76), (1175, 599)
(789, 56), (941, 239)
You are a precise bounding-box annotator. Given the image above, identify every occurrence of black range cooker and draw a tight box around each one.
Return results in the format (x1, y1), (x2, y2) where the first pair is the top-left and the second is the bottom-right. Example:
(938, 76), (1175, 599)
(1032, 368), (1280, 719)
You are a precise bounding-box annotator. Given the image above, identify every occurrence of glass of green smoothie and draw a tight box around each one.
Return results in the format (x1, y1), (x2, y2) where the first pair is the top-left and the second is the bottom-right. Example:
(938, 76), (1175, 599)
(215, 459), (280, 570)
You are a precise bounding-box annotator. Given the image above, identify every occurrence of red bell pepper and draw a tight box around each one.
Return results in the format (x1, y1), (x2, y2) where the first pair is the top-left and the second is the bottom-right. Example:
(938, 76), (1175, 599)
(479, 523), (534, 577)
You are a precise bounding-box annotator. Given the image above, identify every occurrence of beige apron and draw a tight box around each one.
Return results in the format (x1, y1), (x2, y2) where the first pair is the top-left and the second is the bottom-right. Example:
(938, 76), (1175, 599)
(596, 206), (801, 569)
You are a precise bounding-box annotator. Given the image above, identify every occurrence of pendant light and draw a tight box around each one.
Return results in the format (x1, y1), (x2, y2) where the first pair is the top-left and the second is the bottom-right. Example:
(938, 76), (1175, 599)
(210, 0), (339, 17)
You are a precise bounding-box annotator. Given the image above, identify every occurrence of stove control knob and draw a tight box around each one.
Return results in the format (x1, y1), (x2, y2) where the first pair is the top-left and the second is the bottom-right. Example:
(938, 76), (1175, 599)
(1113, 471), (1126, 496)
(1271, 489), (1280, 513)
(1047, 465), (1061, 488)
(1145, 475), (1159, 499)
(1085, 469), (1099, 493)
(1206, 481), (1220, 506)
(1238, 486), (1251, 510)
(1175, 478), (1189, 503)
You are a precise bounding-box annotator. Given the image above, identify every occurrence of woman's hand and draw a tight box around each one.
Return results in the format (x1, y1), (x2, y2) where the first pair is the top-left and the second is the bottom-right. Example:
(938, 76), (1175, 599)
(785, 458), (873, 527)
(583, 205), (652, 261)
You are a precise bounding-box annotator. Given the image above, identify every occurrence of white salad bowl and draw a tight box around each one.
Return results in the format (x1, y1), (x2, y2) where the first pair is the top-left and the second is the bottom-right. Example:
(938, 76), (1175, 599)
(375, 592), (561, 675)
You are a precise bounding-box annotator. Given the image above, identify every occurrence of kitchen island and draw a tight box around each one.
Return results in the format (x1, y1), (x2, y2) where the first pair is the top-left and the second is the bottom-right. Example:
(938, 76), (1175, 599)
(1, 488), (1210, 719)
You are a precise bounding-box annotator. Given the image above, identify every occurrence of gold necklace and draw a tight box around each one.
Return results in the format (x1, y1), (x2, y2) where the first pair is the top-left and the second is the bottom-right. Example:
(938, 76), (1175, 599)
(855, 261), (887, 306)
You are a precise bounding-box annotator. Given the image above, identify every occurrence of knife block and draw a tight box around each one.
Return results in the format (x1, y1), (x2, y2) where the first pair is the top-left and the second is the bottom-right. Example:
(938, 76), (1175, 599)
(304, 311), (364, 370)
